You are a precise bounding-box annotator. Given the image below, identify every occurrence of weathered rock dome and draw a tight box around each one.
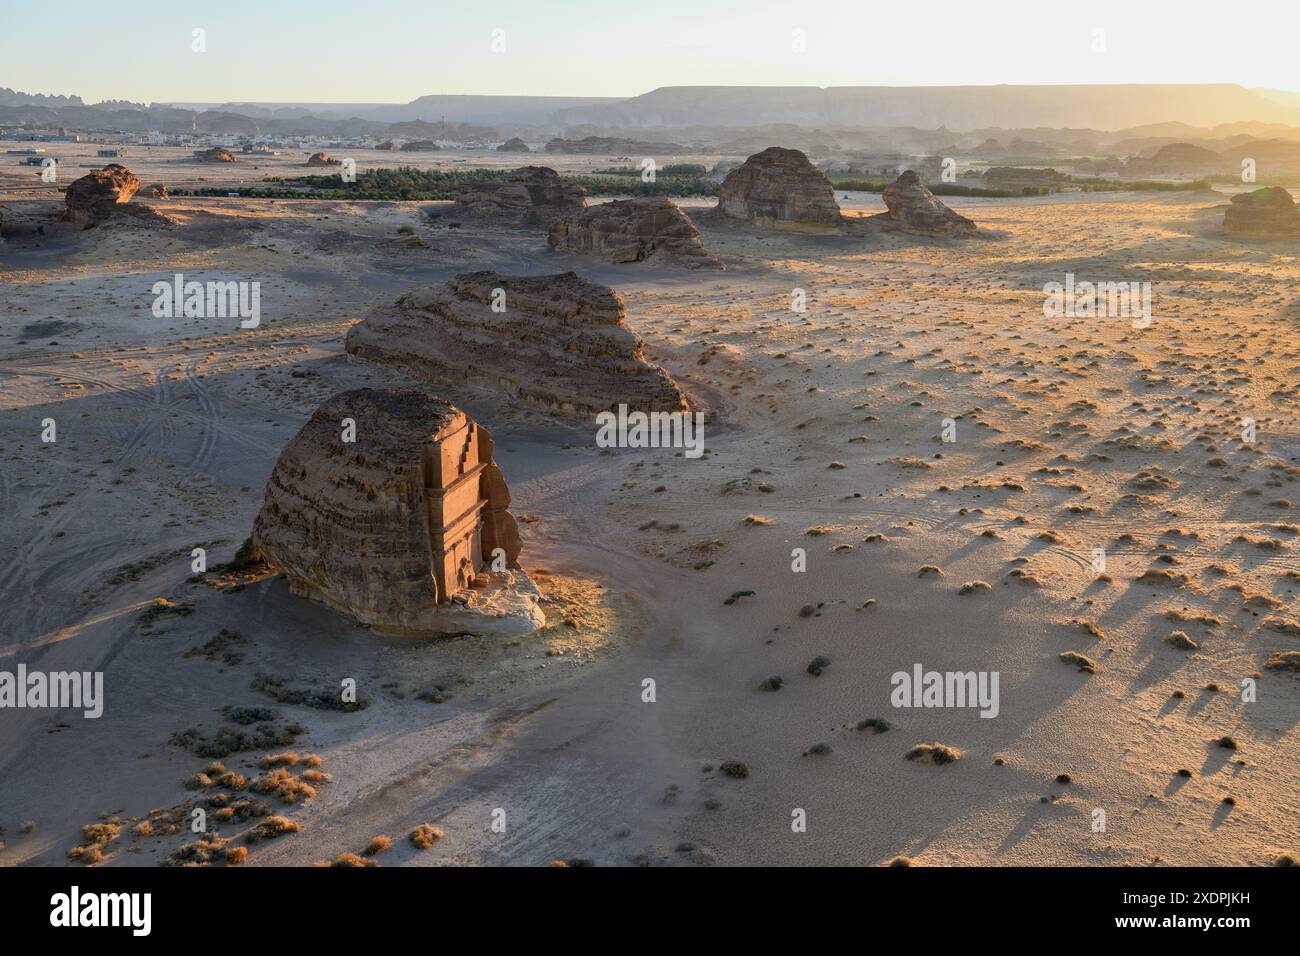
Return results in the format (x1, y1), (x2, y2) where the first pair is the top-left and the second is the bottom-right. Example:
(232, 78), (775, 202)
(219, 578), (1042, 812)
(252, 388), (542, 637)
(345, 271), (686, 417)
(449, 166), (586, 226)
(547, 197), (721, 268)
(717, 146), (843, 230)
(1223, 186), (1300, 238)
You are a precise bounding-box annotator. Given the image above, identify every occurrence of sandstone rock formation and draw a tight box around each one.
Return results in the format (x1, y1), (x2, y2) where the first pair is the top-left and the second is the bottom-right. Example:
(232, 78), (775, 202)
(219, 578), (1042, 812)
(345, 271), (686, 416)
(1223, 186), (1300, 238)
(63, 164), (140, 225)
(198, 147), (236, 163)
(878, 170), (977, 236)
(448, 166), (586, 226)
(306, 152), (341, 166)
(252, 388), (542, 637)
(548, 197), (720, 268)
(497, 137), (531, 152)
(143, 183), (169, 199)
(716, 146), (843, 230)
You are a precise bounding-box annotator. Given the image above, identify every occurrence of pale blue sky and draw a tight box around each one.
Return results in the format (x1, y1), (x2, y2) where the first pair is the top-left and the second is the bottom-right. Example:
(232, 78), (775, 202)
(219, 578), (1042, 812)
(4, 0), (1299, 104)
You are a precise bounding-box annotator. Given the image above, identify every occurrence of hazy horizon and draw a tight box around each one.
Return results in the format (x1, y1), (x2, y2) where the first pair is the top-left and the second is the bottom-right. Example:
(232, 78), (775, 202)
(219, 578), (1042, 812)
(6, 0), (1300, 104)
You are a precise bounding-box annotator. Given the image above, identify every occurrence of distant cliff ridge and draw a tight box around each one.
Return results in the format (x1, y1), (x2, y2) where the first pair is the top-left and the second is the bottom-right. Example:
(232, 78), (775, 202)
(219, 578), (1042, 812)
(555, 85), (1300, 132)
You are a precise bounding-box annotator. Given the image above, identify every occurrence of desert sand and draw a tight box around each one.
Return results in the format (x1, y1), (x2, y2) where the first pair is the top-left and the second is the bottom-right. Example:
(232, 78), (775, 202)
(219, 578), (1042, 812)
(0, 145), (1297, 867)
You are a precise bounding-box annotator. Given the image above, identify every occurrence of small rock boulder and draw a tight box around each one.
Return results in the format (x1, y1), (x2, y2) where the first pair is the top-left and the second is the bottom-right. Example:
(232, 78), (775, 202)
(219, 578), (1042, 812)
(878, 170), (977, 236)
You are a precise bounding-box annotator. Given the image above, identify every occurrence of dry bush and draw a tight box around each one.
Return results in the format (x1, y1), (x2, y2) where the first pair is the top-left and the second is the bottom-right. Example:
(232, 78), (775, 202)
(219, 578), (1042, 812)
(410, 824), (444, 849)
(259, 752), (300, 768)
(251, 767), (319, 804)
(245, 815), (301, 843)
(67, 822), (121, 864)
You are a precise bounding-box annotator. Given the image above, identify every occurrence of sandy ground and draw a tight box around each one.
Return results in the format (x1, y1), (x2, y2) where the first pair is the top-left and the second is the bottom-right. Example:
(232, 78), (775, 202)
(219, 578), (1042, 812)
(0, 158), (1297, 867)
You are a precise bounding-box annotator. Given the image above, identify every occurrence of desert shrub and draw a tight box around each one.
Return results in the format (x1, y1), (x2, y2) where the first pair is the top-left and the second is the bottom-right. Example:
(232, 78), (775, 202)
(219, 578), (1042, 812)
(906, 743), (961, 765)
(410, 824), (444, 849)
(245, 815), (300, 843)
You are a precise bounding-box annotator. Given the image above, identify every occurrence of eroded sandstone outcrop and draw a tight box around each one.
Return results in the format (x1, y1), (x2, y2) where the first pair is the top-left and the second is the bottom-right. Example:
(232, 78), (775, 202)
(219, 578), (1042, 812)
(448, 166), (587, 226)
(1223, 186), (1300, 238)
(197, 147), (236, 163)
(345, 271), (686, 416)
(306, 152), (341, 167)
(716, 146), (843, 230)
(876, 170), (977, 236)
(252, 388), (542, 637)
(547, 197), (721, 268)
(63, 164), (141, 225)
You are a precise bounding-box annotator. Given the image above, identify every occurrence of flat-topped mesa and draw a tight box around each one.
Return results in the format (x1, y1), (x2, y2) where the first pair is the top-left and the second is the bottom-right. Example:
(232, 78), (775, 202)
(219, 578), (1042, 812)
(449, 165), (587, 226)
(63, 164), (140, 225)
(1224, 186), (1300, 238)
(345, 271), (687, 417)
(717, 146), (844, 231)
(878, 170), (977, 237)
(547, 197), (722, 268)
(252, 388), (542, 637)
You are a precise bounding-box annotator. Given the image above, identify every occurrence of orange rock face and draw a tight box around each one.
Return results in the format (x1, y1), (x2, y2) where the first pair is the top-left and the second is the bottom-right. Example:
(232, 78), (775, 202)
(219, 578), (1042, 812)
(63, 164), (141, 225)
(252, 388), (541, 637)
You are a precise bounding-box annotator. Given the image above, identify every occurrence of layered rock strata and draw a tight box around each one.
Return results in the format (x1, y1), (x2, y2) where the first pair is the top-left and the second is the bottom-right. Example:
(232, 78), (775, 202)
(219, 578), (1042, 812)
(252, 388), (541, 636)
(345, 271), (686, 416)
